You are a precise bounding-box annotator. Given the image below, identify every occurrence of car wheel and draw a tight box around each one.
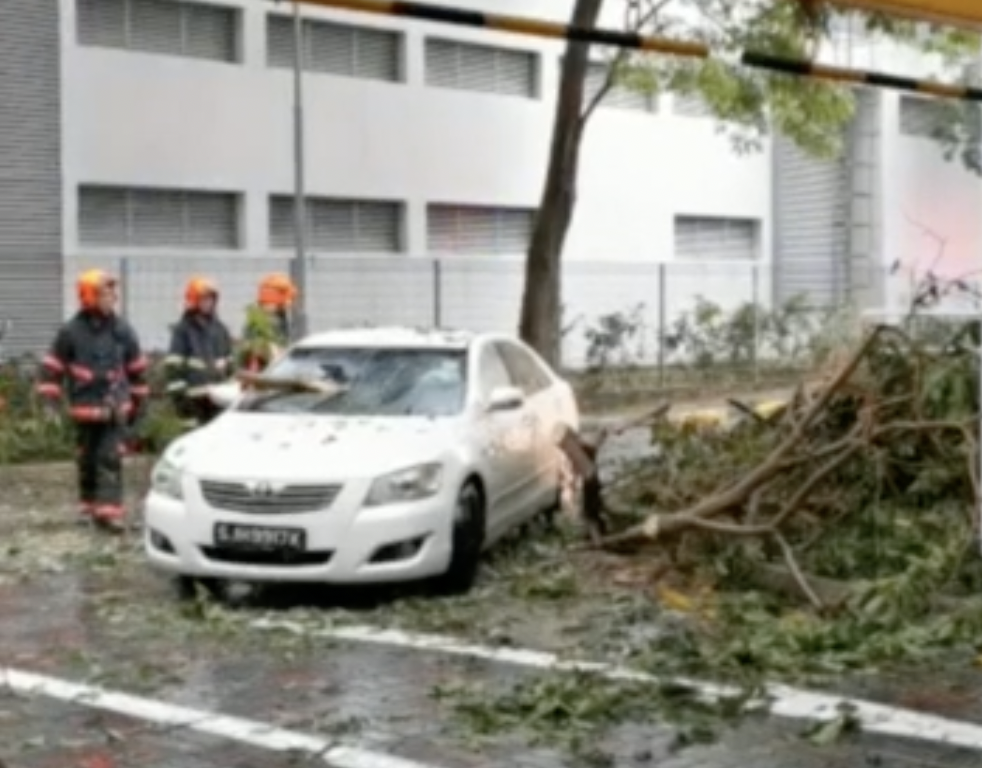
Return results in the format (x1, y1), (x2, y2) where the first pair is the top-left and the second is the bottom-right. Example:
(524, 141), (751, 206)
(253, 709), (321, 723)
(540, 489), (561, 530)
(173, 575), (223, 602)
(432, 481), (485, 596)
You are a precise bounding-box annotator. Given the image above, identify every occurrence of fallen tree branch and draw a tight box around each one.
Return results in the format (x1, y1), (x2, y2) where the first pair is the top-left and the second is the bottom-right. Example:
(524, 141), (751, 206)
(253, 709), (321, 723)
(235, 371), (346, 396)
(565, 285), (982, 629)
(593, 328), (885, 550)
(773, 531), (824, 611)
(556, 402), (671, 542)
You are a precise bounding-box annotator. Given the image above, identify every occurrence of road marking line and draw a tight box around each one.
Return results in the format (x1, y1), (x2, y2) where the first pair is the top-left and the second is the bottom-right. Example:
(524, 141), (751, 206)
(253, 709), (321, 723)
(0, 667), (441, 768)
(253, 620), (982, 752)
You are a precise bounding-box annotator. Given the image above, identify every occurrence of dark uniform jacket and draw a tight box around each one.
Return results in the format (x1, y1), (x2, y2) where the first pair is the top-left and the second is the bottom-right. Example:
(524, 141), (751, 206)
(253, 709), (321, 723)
(164, 310), (234, 397)
(37, 311), (149, 422)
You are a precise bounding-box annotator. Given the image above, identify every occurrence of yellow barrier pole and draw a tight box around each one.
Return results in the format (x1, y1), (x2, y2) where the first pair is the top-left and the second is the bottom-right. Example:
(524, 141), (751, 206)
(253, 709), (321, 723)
(280, 0), (982, 102)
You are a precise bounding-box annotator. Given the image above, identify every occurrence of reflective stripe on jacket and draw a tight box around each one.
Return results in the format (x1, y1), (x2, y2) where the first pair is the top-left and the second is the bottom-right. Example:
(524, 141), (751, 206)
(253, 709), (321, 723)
(164, 311), (234, 396)
(36, 311), (148, 421)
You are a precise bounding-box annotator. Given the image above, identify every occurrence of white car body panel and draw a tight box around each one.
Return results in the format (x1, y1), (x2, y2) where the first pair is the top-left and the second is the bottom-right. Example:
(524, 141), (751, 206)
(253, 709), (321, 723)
(144, 328), (579, 585)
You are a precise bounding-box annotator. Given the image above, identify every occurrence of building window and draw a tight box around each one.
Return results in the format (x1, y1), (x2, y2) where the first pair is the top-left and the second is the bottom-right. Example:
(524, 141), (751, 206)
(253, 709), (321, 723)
(269, 196), (404, 252)
(78, 185), (241, 249)
(425, 38), (539, 98)
(427, 204), (535, 255)
(673, 91), (712, 118)
(581, 60), (656, 113)
(674, 216), (759, 260)
(899, 95), (947, 139)
(76, 0), (240, 63)
(266, 15), (403, 82)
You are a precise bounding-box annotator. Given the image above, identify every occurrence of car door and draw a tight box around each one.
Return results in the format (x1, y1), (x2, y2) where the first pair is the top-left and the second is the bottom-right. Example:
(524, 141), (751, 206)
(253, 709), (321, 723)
(471, 341), (536, 539)
(494, 340), (560, 511)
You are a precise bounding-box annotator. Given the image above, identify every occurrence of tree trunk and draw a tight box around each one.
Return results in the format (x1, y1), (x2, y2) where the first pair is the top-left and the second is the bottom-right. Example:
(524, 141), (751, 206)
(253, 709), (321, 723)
(518, 0), (604, 368)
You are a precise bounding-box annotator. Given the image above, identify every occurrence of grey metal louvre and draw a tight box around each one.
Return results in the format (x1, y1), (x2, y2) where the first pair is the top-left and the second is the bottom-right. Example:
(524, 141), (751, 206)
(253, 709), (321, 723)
(183, 2), (239, 62)
(674, 217), (758, 260)
(76, 0), (240, 63)
(899, 95), (946, 138)
(426, 205), (534, 255)
(495, 46), (537, 96)
(269, 196), (403, 252)
(78, 187), (128, 246)
(0, 0), (63, 354)
(584, 62), (606, 106)
(773, 135), (847, 306)
(354, 25), (403, 81)
(496, 208), (534, 253)
(425, 38), (538, 97)
(76, 0), (127, 47)
(269, 196), (295, 249)
(131, 188), (184, 246)
(308, 20), (357, 75)
(184, 192), (239, 248)
(348, 201), (403, 251)
(673, 91), (712, 117)
(78, 186), (241, 249)
(265, 14), (403, 81)
(582, 61), (655, 112)
(425, 203), (459, 253)
(128, 0), (182, 56)
(423, 39), (461, 89)
(266, 14), (294, 68)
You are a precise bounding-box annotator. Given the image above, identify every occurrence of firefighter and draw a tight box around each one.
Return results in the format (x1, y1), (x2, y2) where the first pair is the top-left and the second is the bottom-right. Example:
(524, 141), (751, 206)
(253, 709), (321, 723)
(240, 272), (298, 372)
(36, 269), (149, 527)
(164, 277), (234, 426)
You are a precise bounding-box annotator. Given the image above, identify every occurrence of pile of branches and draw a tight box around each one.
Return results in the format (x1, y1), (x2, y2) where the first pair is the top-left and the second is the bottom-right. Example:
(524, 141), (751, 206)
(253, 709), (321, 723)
(562, 278), (982, 617)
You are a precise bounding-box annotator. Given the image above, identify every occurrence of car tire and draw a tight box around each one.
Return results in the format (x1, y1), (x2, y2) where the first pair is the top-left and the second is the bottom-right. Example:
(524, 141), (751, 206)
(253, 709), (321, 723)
(541, 489), (560, 530)
(431, 481), (485, 596)
(173, 575), (223, 602)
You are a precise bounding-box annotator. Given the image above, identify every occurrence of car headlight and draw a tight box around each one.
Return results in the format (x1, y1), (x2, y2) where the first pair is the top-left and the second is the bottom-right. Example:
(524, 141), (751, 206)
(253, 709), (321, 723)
(151, 443), (188, 500)
(365, 463), (443, 507)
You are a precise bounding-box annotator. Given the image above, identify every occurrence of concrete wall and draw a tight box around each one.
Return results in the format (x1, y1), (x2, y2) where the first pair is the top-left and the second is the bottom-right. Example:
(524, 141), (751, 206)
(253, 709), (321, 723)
(60, 0), (771, 263)
(54, 0), (982, 351)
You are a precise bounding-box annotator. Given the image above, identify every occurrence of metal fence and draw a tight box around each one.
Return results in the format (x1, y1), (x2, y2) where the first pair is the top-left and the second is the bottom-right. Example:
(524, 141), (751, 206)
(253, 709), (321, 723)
(54, 253), (918, 372)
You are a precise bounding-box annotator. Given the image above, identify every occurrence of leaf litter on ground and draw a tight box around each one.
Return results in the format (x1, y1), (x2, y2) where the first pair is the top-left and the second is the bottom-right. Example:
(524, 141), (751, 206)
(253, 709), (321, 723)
(9, 295), (982, 761)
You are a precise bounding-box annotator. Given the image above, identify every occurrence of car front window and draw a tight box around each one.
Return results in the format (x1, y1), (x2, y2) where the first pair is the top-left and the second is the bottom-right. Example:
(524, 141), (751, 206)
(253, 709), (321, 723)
(238, 346), (467, 418)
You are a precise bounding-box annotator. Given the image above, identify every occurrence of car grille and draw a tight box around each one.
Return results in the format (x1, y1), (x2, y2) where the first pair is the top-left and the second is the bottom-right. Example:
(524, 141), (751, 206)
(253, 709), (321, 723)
(199, 480), (342, 514)
(200, 546), (334, 567)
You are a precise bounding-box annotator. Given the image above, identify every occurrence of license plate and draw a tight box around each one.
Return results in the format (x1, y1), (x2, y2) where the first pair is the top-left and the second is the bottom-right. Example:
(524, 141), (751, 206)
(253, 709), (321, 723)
(213, 523), (306, 551)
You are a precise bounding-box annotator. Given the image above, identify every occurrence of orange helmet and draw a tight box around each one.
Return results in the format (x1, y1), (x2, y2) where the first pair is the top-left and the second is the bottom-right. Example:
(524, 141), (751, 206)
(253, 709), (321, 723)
(77, 269), (117, 310)
(258, 273), (297, 309)
(184, 276), (219, 310)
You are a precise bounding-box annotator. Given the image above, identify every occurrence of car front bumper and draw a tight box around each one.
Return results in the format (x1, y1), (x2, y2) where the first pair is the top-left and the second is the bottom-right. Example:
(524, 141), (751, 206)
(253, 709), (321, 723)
(143, 478), (454, 584)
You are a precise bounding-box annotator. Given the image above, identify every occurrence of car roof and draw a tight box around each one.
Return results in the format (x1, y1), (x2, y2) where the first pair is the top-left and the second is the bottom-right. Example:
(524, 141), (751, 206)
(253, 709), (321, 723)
(295, 326), (478, 351)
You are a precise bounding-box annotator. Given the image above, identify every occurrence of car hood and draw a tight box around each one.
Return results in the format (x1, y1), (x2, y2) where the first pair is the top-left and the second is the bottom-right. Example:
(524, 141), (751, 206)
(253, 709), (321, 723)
(181, 413), (458, 480)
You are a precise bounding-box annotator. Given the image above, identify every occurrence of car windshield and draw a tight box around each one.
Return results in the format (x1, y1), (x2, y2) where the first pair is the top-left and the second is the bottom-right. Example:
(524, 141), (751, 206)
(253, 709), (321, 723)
(238, 346), (467, 418)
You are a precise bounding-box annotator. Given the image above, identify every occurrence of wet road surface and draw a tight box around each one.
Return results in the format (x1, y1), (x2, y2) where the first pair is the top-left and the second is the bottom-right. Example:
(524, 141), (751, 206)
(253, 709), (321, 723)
(4, 463), (982, 767)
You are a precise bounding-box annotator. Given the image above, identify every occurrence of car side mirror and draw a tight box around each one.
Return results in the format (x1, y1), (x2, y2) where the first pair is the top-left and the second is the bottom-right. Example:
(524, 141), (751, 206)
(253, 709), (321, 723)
(487, 386), (524, 412)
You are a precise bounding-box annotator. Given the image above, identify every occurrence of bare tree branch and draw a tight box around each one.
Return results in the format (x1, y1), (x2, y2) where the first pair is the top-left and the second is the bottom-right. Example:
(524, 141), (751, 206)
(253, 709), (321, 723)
(579, 0), (673, 125)
(901, 210), (948, 276)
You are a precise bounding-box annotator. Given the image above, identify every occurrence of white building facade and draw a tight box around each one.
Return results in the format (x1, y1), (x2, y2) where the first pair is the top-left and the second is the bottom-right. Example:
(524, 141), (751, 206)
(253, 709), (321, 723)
(0, 0), (977, 357)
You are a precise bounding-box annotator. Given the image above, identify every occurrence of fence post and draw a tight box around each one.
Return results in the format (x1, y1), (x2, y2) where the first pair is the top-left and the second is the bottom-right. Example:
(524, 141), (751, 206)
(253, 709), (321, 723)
(119, 256), (133, 322)
(751, 262), (760, 386)
(432, 257), (443, 328)
(657, 262), (667, 389)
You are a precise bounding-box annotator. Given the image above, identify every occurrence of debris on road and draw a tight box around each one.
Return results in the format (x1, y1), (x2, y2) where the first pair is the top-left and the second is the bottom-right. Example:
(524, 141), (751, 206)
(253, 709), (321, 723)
(5, 279), (982, 766)
(554, 278), (982, 675)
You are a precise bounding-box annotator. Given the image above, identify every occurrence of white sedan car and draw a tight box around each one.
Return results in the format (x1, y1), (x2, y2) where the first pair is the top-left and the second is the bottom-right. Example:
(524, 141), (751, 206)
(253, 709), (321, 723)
(144, 327), (579, 595)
